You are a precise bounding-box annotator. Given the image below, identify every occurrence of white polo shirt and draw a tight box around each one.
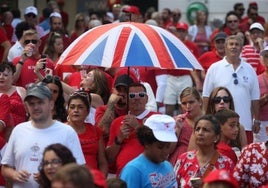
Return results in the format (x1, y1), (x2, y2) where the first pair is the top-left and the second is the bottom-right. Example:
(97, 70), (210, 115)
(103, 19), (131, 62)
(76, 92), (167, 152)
(203, 57), (260, 131)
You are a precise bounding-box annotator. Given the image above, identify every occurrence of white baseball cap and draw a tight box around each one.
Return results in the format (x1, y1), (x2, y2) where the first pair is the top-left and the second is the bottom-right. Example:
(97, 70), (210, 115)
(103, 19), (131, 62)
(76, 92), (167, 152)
(144, 114), (178, 142)
(25, 6), (38, 16)
(260, 46), (268, 56)
(249, 22), (264, 31)
(50, 12), (62, 18)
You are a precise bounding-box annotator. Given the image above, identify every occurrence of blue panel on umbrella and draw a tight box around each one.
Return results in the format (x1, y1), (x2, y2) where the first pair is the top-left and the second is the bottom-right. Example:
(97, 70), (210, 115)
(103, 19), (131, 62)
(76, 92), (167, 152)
(83, 37), (107, 66)
(125, 34), (154, 67)
(162, 35), (194, 69)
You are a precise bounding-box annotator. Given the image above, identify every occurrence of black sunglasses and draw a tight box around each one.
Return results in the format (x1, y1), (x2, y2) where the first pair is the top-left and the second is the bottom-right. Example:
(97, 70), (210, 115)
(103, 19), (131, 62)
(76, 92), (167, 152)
(129, 92), (146, 99)
(26, 13), (36, 18)
(24, 39), (38, 45)
(43, 75), (60, 82)
(213, 96), (231, 104)
(232, 73), (238, 85)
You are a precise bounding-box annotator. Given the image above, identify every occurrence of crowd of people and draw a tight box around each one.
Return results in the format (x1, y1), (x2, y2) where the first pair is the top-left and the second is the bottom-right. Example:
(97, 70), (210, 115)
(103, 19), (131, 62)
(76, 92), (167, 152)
(0, 0), (268, 187)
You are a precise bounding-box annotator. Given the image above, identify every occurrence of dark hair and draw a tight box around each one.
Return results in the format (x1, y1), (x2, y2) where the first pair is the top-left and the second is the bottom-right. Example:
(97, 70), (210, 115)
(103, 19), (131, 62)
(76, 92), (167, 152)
(42, 75), (67, 122)
(107, 178), (127, 188)
(0, 62), (16, 74)
(52, 163), (95, 188)
(129, 82), (147, 93)
(39, 143), (77, 188)
(206, 87), (235, 114)
(234, 3), (243, 10)
(43, 32), (63, 57)
(214, 109), (240, 125)
(42, 7), (53, 18)
(11, 9), (21, 18)
(68, 90), (92, 111)
(194, 114), (221, 137)
(88, 69), (110, 104)
(220, 11), (239, 31)
(15, 21), (35, 40)
(136, 125), (158, 146)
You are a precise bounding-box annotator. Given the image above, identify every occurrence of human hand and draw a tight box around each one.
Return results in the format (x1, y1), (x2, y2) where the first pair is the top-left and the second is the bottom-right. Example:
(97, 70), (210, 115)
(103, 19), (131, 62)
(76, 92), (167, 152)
(33, 172), (40, 183)
(13, 170), (31, 183)
(34, 58), (46, 72)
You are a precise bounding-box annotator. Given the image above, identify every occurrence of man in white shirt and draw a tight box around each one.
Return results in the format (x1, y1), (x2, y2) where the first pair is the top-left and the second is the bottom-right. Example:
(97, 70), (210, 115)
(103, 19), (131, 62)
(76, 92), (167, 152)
(203, 35), (260, 144)
(1, 83), (85, 188)
(8, 21), (35, 62)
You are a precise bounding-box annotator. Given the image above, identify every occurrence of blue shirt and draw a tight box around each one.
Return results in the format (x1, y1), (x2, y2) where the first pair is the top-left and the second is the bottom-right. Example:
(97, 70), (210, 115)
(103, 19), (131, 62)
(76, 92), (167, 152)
(120, 154), (178, 188)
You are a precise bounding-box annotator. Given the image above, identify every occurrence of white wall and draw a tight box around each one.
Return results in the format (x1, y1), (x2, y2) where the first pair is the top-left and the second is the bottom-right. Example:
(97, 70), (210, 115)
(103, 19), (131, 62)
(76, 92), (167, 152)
(158, 0), (268, 25)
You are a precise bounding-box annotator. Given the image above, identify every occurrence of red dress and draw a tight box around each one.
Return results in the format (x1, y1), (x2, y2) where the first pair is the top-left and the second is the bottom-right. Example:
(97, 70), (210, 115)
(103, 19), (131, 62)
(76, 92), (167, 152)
(9, 89), (27, 126)
(78, 123), (102, 170)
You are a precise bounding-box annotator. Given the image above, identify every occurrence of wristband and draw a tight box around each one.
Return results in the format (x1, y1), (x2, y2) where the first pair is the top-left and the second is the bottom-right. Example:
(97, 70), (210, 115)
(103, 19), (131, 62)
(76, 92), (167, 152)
(18, 61), (24, 65)
(114, 136), (122, 145)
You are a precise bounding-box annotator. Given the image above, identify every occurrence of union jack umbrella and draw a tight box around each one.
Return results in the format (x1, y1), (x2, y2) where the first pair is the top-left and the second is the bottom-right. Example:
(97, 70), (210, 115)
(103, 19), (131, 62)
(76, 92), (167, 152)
(56, 22), (203, 70)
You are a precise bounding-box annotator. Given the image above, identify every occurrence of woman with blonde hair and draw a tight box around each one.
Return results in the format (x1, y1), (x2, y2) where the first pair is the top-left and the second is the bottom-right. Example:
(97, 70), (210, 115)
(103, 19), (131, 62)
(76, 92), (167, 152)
(70, 13), (88, 42)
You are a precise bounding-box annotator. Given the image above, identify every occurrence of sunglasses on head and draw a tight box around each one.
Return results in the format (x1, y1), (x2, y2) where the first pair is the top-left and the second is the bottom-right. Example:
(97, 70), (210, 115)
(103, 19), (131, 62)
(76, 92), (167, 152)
(24, 39), (38, 45)
(213, 96), (231, 104)
(70, 91), (91, 103)
(129, 92), (146, 99)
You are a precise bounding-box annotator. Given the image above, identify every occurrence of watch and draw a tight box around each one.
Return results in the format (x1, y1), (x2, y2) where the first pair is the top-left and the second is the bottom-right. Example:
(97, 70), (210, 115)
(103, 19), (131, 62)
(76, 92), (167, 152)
(18, 61), (24, 65)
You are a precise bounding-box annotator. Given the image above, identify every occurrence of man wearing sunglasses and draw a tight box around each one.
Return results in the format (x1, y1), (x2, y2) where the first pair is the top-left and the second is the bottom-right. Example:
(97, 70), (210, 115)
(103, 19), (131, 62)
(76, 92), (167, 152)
(12, 29), (55, 88)
(106, 83), (159, 176)
(203, 35), (260, 144)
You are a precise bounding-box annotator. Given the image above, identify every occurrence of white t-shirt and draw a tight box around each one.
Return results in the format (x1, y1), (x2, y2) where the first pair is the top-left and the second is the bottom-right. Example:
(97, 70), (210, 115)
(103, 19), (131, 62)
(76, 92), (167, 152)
(203, 57), (260, 131)
(1, 120), (85, 188)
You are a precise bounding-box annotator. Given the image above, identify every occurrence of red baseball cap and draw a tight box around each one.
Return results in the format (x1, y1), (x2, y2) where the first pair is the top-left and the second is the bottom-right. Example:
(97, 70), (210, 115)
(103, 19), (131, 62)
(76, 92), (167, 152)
(203, 169), (239, 188)
(176, 22), (189, 30)
(123, 5), (140, 15)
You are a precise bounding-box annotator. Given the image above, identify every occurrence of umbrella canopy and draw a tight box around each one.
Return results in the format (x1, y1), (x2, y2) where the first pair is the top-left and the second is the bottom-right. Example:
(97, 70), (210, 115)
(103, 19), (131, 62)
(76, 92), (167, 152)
(56, 22), (203, 70)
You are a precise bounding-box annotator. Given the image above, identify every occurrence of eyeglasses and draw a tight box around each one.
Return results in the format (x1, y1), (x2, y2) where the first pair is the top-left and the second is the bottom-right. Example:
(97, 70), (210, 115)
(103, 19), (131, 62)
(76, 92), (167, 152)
(227, 20), (238, 24)
(238, 8), (245, 11)
(42, 159), (62, 167)
(129, 92), (146, 99)
(213, 96), (231, 104)
(232, 73), (238, 85)
(77, 19), (84, 22)
(24, 39), (38, 45)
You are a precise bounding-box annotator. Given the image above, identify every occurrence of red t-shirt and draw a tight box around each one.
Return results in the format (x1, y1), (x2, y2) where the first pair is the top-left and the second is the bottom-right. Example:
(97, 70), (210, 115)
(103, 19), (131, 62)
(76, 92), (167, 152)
(107, 111), (158, 175)
(13, 56), (55, 87)
(198, 49), (223, 72)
